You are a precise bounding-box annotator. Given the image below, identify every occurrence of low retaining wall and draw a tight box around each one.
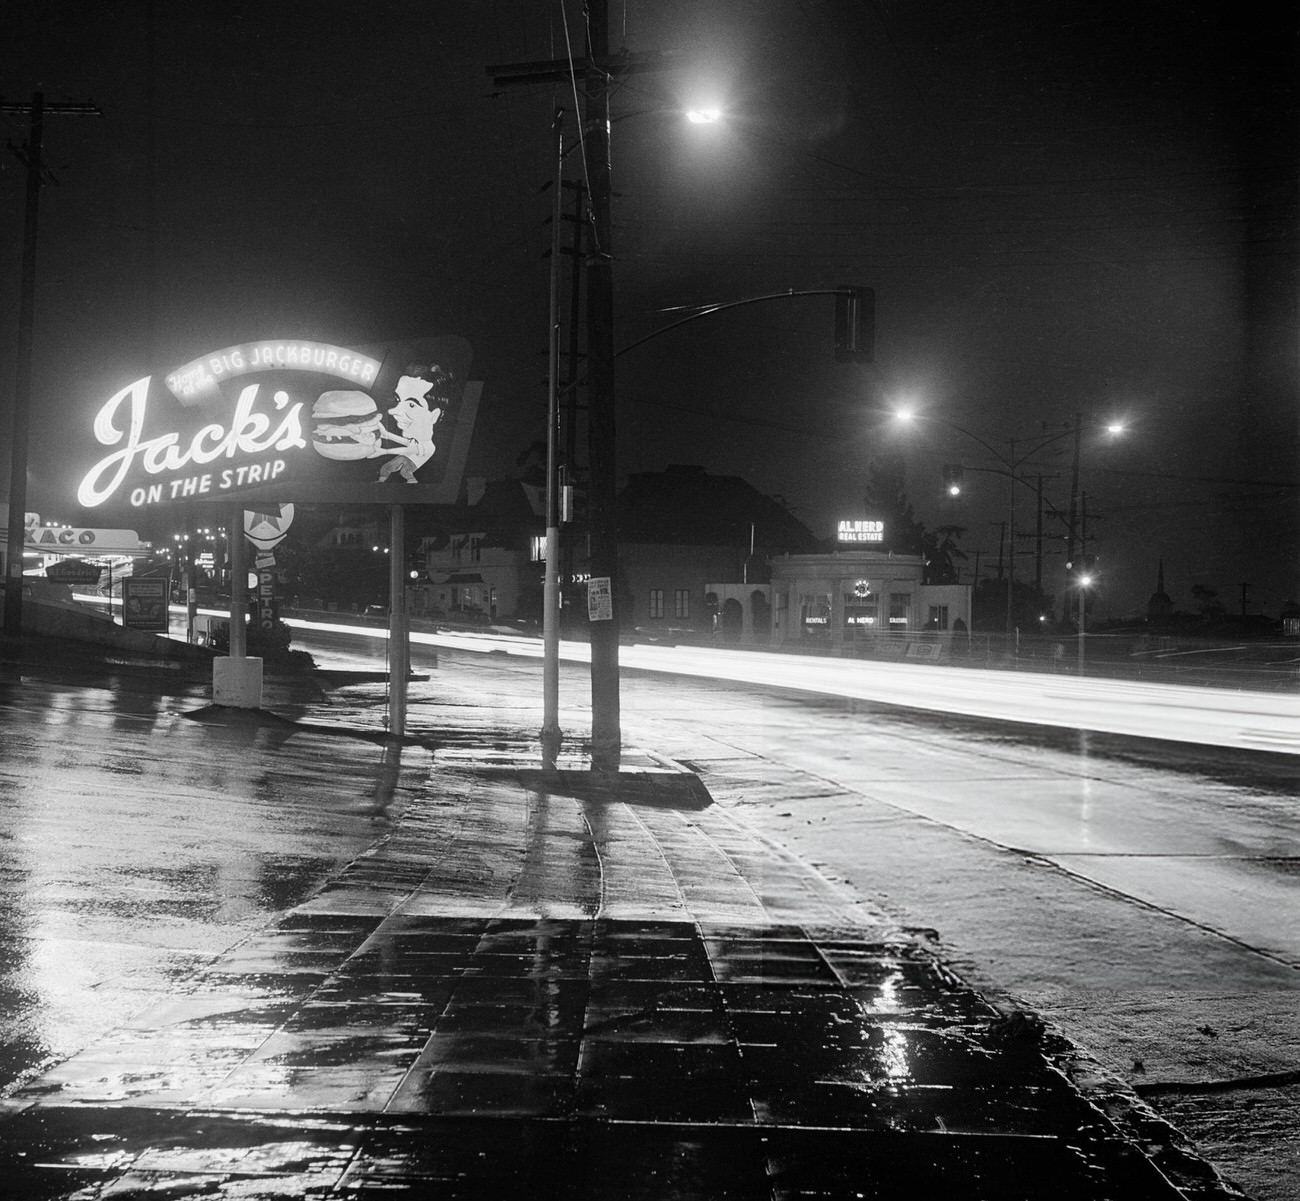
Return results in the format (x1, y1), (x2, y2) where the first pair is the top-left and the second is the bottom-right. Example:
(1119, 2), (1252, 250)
(25, 600), (215, 663)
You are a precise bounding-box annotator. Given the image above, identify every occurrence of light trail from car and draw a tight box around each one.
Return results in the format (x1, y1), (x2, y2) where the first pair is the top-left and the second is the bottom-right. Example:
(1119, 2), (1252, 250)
(283, 620), (1300, 755)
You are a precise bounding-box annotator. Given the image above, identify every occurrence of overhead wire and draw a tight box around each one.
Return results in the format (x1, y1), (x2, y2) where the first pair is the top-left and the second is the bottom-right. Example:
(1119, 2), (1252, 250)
(560, 0), (593, 203)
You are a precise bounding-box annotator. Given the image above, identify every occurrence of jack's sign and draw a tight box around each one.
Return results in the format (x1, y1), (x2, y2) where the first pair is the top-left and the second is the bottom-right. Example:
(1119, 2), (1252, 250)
(76, 336), (476, 511)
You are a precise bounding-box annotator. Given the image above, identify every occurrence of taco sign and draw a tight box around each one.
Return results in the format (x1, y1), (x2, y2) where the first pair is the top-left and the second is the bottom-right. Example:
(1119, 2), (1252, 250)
(76, 336), (476, 510)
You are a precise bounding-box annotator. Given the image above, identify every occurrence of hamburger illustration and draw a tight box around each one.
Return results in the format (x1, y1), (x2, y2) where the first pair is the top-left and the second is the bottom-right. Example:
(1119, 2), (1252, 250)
(311, 390), (384, 460)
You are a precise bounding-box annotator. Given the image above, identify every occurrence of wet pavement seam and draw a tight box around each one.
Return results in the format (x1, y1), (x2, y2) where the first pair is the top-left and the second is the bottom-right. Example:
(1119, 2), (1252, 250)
(617, 803), (724, 921)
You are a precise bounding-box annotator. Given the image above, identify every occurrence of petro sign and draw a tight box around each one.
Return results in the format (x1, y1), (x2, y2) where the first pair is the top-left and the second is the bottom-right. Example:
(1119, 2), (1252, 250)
(76, 336), (476, 512)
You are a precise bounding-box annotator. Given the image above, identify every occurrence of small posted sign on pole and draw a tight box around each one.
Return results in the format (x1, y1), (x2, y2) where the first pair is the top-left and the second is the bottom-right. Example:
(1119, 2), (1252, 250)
(587, 576), (613, 622)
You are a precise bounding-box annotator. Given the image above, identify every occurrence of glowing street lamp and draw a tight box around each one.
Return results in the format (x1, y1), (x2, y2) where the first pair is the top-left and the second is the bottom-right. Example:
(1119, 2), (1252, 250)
(892, 404), (1126, 638)
(892, 407), (1039, 636)
(1076, 571), (1093, 673)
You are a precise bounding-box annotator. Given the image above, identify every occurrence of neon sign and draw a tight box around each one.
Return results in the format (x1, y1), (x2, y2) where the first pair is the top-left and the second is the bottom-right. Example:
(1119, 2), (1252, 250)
(837, 519), (884, 544)
(78, 379), (304, 507)
(26, 525), (148, 554)
(75, 335), (474, 510)
(166, 341), (381, 404)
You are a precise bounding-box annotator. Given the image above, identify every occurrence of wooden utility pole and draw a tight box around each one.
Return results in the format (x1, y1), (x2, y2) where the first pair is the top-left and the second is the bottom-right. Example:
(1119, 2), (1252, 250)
(541, 109), (565, 768)
(561, 177), (585, 606)
(2, 93), (103, 637)
(582, 0), (621, 769)
(488, 6), (674, 770)
(1035, 474), (1045, 595)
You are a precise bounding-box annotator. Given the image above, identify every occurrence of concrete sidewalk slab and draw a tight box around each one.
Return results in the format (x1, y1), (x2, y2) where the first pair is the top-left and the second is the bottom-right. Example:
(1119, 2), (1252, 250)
(1, 753), (1218, 1199)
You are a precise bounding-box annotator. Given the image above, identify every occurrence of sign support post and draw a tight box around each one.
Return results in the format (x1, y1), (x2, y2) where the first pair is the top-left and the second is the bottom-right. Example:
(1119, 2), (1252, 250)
(541, 108), (565, 770)
(213, 502), (262, 708)
(229, 503), (247, 659)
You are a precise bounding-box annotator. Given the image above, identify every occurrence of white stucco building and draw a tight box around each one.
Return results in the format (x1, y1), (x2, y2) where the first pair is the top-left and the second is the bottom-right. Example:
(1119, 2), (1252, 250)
(710, 546), (971, 657)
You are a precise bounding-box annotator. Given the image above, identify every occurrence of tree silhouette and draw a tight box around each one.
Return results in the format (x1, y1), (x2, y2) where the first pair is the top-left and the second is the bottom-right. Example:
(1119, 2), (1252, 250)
(863, 450), (925, 554)
(922, 524), (968, 585)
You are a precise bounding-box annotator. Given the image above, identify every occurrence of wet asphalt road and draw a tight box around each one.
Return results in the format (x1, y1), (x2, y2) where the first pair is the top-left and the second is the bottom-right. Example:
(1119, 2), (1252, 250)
(0, 634), (1248, 1198)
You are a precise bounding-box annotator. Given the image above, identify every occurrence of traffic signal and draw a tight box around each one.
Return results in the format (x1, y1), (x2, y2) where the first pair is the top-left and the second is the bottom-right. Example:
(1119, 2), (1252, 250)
(942, 463), (964, 497)
(834, 286), (875, 362)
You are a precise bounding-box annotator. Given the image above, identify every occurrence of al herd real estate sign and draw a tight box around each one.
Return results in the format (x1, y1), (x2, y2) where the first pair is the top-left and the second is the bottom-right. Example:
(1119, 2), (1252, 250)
(75, 336), (477, 511)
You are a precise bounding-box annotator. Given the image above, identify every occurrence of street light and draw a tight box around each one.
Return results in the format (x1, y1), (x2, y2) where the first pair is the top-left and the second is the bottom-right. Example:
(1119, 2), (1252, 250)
(893, 405), (1125, 639)
(893, 408), (1042, 638)
(539, 88), (727, 770)
(500, 33), (736, 763)
(1076, 571), (1093, 673)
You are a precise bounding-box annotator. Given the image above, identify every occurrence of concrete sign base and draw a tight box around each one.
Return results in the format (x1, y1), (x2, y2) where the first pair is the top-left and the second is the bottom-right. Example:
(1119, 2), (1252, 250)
(213, 656), (263, 708)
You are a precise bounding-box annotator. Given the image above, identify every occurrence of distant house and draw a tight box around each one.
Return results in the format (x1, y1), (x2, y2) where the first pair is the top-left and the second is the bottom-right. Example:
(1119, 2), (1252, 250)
(615, 465), (820, 636)
(400, 464), (825, 634)
(396, 463), (821, 632)
(317, 515), (384, 551)
(409, 478), (543, 622)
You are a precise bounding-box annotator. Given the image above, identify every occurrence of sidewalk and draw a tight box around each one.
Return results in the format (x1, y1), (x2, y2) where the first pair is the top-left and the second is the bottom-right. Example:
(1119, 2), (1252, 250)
(0, 637), (1240, 1198)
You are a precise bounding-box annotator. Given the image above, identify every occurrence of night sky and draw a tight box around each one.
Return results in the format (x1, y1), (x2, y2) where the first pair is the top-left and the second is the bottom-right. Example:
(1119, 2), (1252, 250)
(3, 1), (1296, 619)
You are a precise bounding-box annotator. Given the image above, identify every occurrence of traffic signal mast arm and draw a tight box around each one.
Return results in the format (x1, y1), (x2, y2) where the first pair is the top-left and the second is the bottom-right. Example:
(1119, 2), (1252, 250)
(547, 283), (876, 526)
(617, 286), (874, 360)
(552, 285), (874, 406)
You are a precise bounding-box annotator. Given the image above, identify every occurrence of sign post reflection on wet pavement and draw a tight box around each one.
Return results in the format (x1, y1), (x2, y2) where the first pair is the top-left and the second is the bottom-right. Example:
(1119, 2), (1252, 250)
(387, 504), (408, 738)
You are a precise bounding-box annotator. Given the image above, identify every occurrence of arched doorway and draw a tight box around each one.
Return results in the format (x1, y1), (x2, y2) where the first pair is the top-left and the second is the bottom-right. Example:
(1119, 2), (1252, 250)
(750, 589), (771, 644)
(721, 597), (743, 642)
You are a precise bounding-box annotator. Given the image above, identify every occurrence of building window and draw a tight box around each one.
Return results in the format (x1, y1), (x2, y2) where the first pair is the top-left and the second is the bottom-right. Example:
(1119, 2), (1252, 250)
(927, 604), (949, 630)
(889, 592), (911, 629)
(844, 592), (878, 633)
(799, 592), (832, 639)
(674, 589), (690, 619)
(648, 589), (664, 619)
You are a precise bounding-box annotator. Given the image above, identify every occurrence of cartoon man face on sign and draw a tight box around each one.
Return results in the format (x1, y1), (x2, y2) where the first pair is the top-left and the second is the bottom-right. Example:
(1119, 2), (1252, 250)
(376, 364), (446, 485)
